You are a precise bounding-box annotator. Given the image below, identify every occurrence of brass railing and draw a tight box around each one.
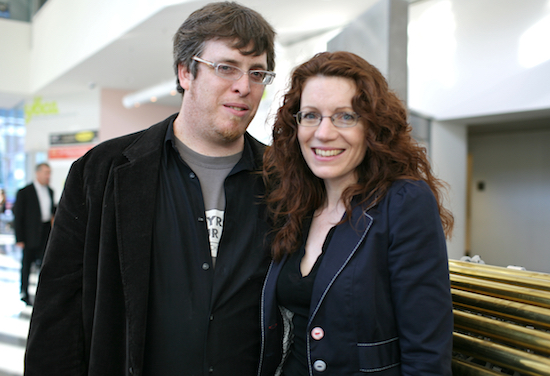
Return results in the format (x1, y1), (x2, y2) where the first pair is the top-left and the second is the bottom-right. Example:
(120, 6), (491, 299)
(450, 260), (550, 376)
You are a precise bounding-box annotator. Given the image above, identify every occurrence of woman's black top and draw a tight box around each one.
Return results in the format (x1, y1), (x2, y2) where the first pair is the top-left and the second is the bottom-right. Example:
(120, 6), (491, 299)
(276, 220), (336, 376)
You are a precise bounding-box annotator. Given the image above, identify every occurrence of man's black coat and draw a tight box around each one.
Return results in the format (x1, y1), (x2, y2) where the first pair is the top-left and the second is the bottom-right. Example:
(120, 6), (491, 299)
(24, 114), (271, 376)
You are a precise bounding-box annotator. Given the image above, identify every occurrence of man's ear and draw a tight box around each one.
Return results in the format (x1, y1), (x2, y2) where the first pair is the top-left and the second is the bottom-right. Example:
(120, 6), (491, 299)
(178, 63), (193, 91)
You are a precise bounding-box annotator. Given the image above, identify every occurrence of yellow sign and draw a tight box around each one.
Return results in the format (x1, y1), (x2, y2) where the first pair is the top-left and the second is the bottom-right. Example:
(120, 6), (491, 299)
(75, 131), (95, 143)
(25, 97), (59, 123)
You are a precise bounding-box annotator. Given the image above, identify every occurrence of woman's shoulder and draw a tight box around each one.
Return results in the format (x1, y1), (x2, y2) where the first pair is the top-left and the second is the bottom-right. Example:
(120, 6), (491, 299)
(370, 179), (436, 213)
(388, 179), (431, 196)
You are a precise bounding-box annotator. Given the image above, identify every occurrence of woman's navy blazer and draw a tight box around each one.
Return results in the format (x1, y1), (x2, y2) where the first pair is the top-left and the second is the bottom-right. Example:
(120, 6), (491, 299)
(258, 180), (453, 376)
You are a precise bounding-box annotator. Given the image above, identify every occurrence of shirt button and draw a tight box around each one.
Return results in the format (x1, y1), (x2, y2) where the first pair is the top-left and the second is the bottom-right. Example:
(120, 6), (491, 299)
(129, 367), (134, 374)
(189, 172), (196, 179)
(198, 217), (205, 222)
(313, 360), (327, 372)
(202, 262), (210, 270)
(311, 327), (324, 340)
(210, 314), (214, 321)
(209, 366), (214, 373)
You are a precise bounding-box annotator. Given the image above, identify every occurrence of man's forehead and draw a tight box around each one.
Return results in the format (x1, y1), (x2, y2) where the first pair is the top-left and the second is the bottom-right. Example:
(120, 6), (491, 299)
(203, 39), (267, 65)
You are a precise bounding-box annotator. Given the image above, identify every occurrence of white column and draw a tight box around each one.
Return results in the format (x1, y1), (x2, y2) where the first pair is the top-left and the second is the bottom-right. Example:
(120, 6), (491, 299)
(327, 0), (408, 103)
(430, 120), (467, 260)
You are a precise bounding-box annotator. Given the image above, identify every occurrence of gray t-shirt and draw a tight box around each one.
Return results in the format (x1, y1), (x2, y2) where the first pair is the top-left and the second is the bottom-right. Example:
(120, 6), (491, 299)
(175, 138), (242, 264)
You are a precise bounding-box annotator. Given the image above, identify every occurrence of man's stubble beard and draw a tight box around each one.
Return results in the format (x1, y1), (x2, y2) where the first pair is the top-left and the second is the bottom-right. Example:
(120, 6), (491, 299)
(215, 114), (253, 143)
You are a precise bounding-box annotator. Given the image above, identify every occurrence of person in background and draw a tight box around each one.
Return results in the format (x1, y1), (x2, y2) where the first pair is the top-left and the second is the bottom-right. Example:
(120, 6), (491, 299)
(0, 188), (7, 213)
(259, 51), (454, 376)
(24, 2), (276, 375)
(14, 163), (55, 306)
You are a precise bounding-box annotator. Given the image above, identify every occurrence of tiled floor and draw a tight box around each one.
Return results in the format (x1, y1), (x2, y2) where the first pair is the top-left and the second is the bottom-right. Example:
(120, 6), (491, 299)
(0, 233), (34, 376)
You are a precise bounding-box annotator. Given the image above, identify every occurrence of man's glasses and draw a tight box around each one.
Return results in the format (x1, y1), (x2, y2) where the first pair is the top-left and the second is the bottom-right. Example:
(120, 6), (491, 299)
(294, 111), (361, 128)
(192, 56), (276, 85)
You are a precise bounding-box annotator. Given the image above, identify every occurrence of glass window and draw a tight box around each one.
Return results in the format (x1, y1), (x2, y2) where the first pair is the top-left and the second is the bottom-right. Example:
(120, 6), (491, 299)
(0, 107), (26, 210)
(0, 0), (48, 22)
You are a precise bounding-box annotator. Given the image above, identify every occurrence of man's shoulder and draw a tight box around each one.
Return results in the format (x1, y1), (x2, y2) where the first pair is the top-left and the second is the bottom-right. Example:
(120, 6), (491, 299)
(83, 115), (175, 162)
(17, 183), (35, 194)
(14, 184), (36, 207)
(66, 115), (174, 184)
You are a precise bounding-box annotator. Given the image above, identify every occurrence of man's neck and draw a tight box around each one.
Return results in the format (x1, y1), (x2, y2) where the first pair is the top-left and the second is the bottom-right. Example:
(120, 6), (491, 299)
(173, 115), (245, 157)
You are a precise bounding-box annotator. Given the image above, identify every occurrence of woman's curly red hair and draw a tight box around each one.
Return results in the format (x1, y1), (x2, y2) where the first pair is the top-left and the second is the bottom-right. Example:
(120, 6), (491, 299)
(263, 51), (453, 260)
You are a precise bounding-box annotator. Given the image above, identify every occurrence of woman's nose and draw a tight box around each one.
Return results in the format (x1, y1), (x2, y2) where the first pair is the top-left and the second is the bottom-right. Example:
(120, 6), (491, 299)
(314, 117), (338, 140)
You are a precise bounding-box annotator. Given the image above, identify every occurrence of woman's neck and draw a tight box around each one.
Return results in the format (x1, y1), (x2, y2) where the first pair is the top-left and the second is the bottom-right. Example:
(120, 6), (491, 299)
(316, 194), (345, 224)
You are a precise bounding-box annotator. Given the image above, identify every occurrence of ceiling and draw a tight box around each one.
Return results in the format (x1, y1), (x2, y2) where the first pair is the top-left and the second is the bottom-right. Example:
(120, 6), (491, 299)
(11, 0), (385, 109)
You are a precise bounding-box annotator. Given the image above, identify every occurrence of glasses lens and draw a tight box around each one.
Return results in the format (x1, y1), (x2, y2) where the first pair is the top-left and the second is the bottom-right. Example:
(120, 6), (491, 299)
(216, 64), (243, 80)
(262, 72), (275, 85)
(249, 71), (266, 84)
(298, 112), (321, 126)
(333, 112), (359, 128)
(249, 71), (275, 85)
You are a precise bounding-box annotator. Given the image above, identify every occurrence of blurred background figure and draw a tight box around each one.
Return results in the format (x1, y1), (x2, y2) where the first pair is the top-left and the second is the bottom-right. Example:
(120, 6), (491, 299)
(13, 163), (55, 306)
(0, 188), (7, 214)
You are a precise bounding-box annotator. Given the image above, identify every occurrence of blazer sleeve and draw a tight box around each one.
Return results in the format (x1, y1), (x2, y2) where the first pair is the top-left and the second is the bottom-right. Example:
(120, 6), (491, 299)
(25, 159), (88, 376)
(386, 181), (453, 376)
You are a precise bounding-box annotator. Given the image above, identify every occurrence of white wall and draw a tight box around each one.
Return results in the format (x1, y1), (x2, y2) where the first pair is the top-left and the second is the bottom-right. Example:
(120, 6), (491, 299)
(29, 0), (189, 92)
(0, 19), (31, 98)
(409, 0), (550, 120)
(430, 121), (467, 260)
(469, 129), (550, 273)
(328, 0), (408, 103)
(100, 88), (179, 141)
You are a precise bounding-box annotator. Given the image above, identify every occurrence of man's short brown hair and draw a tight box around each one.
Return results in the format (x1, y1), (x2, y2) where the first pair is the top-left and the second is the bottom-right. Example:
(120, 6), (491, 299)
(173, 2), (276, 94)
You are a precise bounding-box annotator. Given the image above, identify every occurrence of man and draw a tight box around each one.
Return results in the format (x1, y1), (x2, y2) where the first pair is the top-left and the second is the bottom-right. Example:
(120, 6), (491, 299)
(24, 3), (276, 375)
(14, 162), (55, 306)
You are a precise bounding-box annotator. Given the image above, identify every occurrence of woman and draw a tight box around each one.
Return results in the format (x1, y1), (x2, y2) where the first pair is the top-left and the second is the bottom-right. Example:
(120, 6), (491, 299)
(259, 51), (454, 376)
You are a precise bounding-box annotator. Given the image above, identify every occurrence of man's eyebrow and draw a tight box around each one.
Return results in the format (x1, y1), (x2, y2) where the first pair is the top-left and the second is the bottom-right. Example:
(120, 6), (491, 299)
(249, 64), (269, 71)
(220, 58), (267, 70)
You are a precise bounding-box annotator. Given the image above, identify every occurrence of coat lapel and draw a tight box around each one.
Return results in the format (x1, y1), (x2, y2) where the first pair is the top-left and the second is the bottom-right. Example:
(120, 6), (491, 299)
(309, 206), (373, 321)
(111, 118), (172, 361)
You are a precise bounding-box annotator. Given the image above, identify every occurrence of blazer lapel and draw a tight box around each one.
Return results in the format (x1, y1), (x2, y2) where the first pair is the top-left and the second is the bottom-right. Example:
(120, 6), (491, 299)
(309, 206), (373, 321)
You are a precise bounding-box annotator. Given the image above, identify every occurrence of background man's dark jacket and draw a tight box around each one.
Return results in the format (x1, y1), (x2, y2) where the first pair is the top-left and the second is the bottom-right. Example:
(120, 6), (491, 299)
(14, 183), (54, 249)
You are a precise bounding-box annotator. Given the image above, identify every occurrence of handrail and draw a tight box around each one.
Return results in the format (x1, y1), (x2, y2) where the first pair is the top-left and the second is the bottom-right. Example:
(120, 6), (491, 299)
(451, 288), (550, 330)
(450, 273), (550, 309)
(453, 332), (550, 376)
(453, 309), (550, 355)
(450, 260), (550, 375)
(451, 358), (505, 376)
(450, 260), (550, 291)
